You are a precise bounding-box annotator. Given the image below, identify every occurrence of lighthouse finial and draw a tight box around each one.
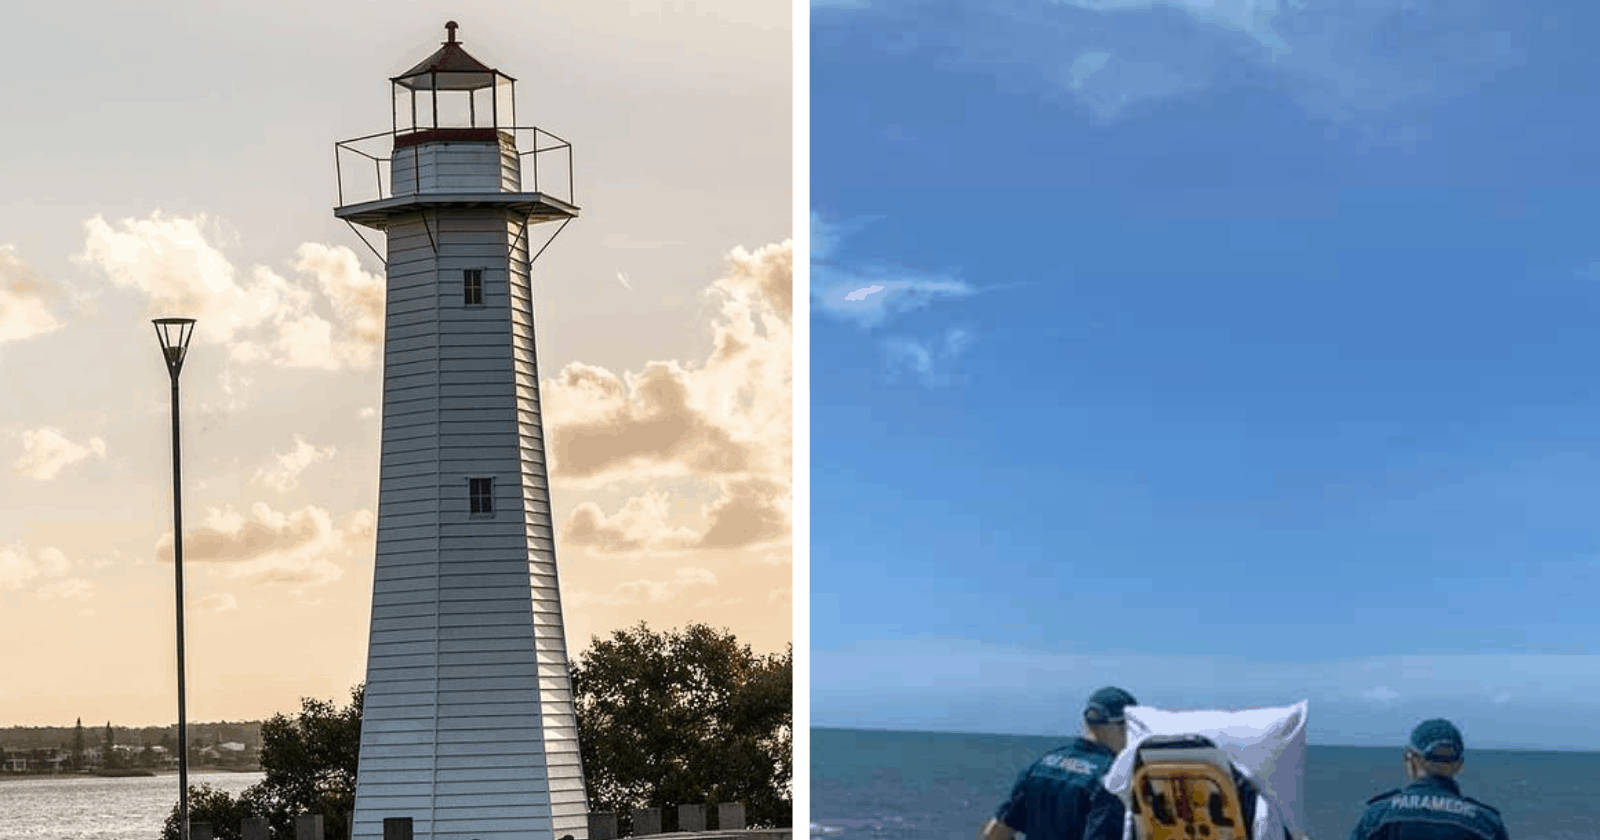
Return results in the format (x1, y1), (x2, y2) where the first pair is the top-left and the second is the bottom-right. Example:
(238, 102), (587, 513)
(445, 21), (458, 44)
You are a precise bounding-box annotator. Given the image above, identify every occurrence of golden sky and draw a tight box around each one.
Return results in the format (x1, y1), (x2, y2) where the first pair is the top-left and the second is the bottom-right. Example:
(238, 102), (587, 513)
(0, 0), (791, 728)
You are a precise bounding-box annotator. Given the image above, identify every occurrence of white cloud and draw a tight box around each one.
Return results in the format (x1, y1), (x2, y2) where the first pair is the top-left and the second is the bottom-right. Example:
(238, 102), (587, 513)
(544, 242), (792, 524)
(74, 213), (383, 374)
(884, 327), (975, 388)
(155, 503), (374, 587)
(0, 544), (71, 591)
(1053, 0), (1299, 53)
(35, 578), (94, 601)
(615, 566), (720, 604)
(1360, 686), (1400, 702)
(1070, 51), (1112, 88)
(13, 427), (107, 480)
(811, 213), (976, 329)
(253, 435), (336, 492)
(562, 492), (701, 554)
(198, 593), (238, 613)
(0, 245), (64, 344)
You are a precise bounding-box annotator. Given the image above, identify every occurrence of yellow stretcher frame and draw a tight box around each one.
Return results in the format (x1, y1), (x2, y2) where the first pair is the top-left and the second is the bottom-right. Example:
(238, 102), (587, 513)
(1130, 741), (1251, 840)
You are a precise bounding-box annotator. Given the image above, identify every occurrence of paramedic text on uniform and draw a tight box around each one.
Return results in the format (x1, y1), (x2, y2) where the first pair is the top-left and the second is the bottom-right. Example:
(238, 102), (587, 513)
(1347, 719), (1510, 840)
(980, 687), (1139, 840)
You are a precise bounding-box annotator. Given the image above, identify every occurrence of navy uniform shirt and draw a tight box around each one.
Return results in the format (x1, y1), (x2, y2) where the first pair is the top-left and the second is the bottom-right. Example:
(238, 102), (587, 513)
(1348, 775), (1509, 840)
(996, 737), (1119, 840)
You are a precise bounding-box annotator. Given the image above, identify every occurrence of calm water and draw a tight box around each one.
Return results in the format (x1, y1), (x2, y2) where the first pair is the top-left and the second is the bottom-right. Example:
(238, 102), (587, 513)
(0, 771), (265, 840)
(812, 728), (1599, 840)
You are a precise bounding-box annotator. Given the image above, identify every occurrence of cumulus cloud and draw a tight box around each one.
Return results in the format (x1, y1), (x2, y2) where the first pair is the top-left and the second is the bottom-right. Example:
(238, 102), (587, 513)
(0, 544), (71, 591)
(155, 503), (374, 587)
(545, 241), (792, 490)
(13, 427), (107, 480)
(698, 477), (790, 549)
(544, 241), (793, 555)
(565, 477), (791, 555)
(0, 245), (64, 344)
(561, 492), (701, 554)
(74, 213), (384, 373)
(253, 435), (337, 492)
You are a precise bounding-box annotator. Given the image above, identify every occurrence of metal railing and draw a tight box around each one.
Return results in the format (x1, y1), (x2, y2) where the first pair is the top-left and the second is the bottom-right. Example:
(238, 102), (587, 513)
(333, 125), (576, 208)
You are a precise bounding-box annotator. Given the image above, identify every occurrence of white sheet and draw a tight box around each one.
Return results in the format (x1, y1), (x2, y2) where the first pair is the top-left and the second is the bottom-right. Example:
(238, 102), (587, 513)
(1100, 701), (1311, 840)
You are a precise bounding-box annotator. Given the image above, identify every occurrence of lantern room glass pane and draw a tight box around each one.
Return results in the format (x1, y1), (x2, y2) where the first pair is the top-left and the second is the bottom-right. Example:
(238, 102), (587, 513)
(494, 77), (514, 129)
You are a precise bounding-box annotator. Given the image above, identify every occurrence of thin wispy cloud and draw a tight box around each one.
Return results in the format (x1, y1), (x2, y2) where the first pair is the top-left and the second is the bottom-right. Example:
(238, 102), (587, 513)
(617, 271), (634, 290)
(34, 578), (95, 602)
(253, 435), (336, 493)
(568, 566), (721, 607)
(13, 428), (106, 480)
(1360, 686), (1401, 703)
(812, 212), (977, 328)
(0, 544), (71, 592)
(884, 327), (975, 388)
(0, 245), (65, 344)
(823, 0), (1528, 125)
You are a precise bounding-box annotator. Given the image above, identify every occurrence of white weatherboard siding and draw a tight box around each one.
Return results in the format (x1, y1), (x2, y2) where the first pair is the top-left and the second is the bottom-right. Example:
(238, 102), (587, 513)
(348, 132), (586, 840)
(391, 134), (521, 196)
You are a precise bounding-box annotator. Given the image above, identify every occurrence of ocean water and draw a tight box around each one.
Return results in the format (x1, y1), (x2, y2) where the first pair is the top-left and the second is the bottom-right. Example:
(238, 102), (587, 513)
(812, 728), (1599, 840)
(0, 771), (265, 840)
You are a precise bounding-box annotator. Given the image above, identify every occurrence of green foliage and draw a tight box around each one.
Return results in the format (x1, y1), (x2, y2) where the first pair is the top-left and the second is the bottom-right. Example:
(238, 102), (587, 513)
(570, 622), (793, 829)
(161, 685), (362, 840)
(159, 783), (264, 840)
(156, 624), (793, 835)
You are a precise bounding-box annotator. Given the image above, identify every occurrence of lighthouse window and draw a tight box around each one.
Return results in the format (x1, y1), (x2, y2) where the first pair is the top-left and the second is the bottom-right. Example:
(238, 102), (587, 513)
(463, 269), (484, 306)
(469, 478), (494, 515)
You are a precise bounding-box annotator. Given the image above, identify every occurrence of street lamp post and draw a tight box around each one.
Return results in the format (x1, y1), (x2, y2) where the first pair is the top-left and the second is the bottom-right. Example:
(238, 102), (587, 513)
(153, 318), (197, 840)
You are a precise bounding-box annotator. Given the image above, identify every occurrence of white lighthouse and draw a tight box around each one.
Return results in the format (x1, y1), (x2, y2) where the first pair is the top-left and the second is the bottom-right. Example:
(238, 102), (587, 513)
(334, 22), (587, 840)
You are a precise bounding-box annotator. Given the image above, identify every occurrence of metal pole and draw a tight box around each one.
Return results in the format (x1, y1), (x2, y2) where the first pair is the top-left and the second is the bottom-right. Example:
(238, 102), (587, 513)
(169, 371), (190, 840)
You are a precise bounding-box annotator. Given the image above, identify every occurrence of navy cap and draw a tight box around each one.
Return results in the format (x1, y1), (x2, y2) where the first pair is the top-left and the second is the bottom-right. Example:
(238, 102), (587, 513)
(1084, 687), (1138, 724)
(1408, 719), (1465, 763)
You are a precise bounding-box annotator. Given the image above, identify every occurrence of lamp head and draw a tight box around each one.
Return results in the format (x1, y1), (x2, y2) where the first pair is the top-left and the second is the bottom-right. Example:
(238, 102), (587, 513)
(152, 318), (198, 377)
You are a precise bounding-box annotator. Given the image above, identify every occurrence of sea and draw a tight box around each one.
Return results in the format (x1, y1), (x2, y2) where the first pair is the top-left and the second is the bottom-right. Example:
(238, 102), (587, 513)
(0, 771), (265, 840)
(812, 728), (1599, 840)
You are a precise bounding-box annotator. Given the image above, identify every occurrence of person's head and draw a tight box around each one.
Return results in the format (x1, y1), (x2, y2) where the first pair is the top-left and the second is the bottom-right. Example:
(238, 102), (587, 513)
(1403, 719), (1465, 781)
(1081, 686), (1137, 753)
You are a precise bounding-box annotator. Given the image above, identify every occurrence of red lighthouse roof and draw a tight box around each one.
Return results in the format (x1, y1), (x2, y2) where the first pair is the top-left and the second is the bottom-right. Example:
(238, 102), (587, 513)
(392, 21), (511, 90)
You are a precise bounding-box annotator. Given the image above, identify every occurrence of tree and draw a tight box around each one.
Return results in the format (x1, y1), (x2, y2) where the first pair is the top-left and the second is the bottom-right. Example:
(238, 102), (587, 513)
(102, 722), (115, 769)
(161, 685), (362, 840)
(71, 718), (85, 772)
(159, 783), (264, 840)
(570, 622), (793, 829)
(158, 623), (794, 836)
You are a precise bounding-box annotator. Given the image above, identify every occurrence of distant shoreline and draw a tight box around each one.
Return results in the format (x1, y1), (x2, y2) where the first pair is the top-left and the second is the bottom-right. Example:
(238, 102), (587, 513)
(810, 726), (1600, 754)
(0, 768), (262, 781)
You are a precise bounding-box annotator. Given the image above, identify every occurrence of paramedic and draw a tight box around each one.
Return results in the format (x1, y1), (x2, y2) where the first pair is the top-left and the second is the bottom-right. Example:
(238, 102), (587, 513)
(979, 686), (1138, 840)
(1347, 719), (1510, 840)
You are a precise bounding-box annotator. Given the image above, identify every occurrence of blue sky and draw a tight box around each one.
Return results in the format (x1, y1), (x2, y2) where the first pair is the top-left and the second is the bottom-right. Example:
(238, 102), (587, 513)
(809, 0), (1600, 750)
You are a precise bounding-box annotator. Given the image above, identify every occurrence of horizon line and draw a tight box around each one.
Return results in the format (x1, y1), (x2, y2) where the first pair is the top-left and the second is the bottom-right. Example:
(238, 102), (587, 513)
(811, 724), (1600, 754)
